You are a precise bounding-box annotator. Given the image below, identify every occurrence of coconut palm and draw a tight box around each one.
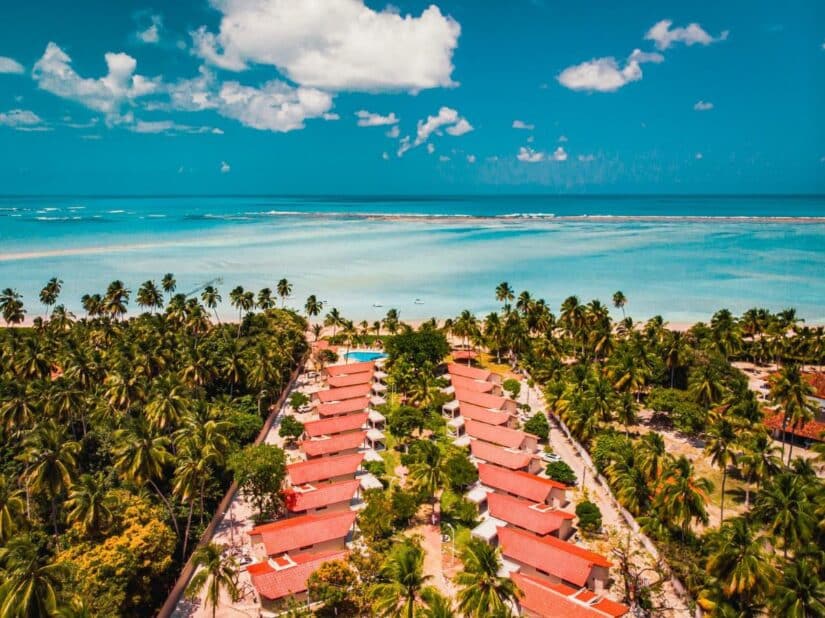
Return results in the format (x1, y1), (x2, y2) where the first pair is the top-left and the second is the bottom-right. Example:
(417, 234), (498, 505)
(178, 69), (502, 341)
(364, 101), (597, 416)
(754, 472), (815, 558)
(636, 432), (670, 483)
(161, 273), (176, 299)
(688, 362), (725, 407)
(276, 278), (292, 307)
(185, 543), (240, 618)
(103, 280), (130, 320)
(370, 541), (436, 618)
(0, 536), (69, 617)
(324, 307), (343, 337)
(612, 290), (627, 317)
(771, 558), (825, 618)
(454, 537), (520, 617)
(80, 292), (103, 318)
(770, 363), (817, 464)
(383, 308), (400, 335)
(407, 441), (444, 513)
(656, 455), (713, 537)
(738, 431), (781, 507)
(66, 472), (115, 537)
(144, 375), (190, 431)
(418, 589), (456, 618)
(256, 287), (275, 310)
(704, 412), (739, 522)
(137, 280), (163, 313)
(705, 517), (776, 603)
(39, 277), (63, 318)
(200, 285), (222, 323)
(0, 288), (26, 325)
(304, 294), (323, 320)
(0, 476), (24, 543)
(494, 281), (514, 309)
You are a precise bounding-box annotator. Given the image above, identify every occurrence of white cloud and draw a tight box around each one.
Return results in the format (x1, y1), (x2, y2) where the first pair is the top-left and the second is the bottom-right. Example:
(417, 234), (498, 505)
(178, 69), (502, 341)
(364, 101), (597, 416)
(0, 109), (44, 129)
(220, 161), (231, 173)
(551, 146), (568, 161)
(466, 154), (476, 163)
(33, 43), (158, 123)
(693, 100), (714, 111)
(578, 154), (595, 162)
(355, 110), (399, 127)
(322, 112), (339, 120)
(558, 48), (662, 92)
(0, 56), (24, 74)
(385, 125), (400, 138)
(517, 146), (544, 163)
(512, 119), (534, 130)
(558, 135), (568, 142)
(191, 0), (460, 92)
(446, 117), (473, 136)
(427, 143), (435, 154)
(138, 15), (163, 44)
(212, 127), (224, 134)
(130, 120), (221, 134)
(414, 106), (472, 145)
(645, 20), (728, 50)
(382, 152), (390, 160)
(438, 155), (450, 162)
(397, 136), (411, 157)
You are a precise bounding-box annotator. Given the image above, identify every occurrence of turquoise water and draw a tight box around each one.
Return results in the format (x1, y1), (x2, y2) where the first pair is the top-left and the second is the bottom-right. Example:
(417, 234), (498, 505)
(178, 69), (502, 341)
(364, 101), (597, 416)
(345, 352), (388, 362)
(1, 195), (823, 323)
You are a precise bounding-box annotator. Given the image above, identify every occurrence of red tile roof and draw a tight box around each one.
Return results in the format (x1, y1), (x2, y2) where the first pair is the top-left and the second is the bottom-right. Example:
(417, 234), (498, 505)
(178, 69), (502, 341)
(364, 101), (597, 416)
(250, 511), (356, 556)
(454, 388), (509, 410)
(288, 453), (364, 485)
(465, 419), (528, 449)
(300, 431), (366, 457)
(512, 572), (629, 617)
(248, 550), (347, 601)
(498, 527), (611, 588)
(460, 402), (512, 426)
(326, 361), (374, 377)
(478, 463), (567, 503)
(764, 411), (825, 441)
(451, 350), (478, 361)
(448, 362), (492, 381)
(317, 397), (370, 417)
(315, 384), (373, 403)
(328, 371), (374, 388)
(487, 492), (573, 536)
(285, 479), (360, 513)
(804, 372), (825, 400)
(450, 375), (496, 393)
(470, 440), (533, 470)
(303, 413), (368, 438)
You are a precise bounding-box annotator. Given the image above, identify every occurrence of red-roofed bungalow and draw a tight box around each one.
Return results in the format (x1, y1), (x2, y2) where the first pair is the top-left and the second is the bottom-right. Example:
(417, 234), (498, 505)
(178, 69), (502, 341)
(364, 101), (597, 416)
(284, 479), (360, 516)
(487, 492), (574, 539)
(478, 463), (568, 508)
(303, 413), (368, 438)
(465, 419), (538, 451)
(325, 361), (374, 377)
(249, 550), (347, 610)
(313, 384), (373, 404)
(317, 397), (370, 418)
(512, 572), (629, 617)
(448, 362), (501, 384)
(470, 440), (542, 474)
(300, 431), (366, 458)
(249, 510), (356, 558)
(453, 389), (517, 413)
(287, 452), (363, 485)
(327, 371), (375, 388)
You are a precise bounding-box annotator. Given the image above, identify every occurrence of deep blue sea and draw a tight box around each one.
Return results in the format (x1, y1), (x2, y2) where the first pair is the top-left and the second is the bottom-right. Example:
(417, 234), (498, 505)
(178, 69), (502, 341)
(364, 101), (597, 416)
(1, 195), (823, 323)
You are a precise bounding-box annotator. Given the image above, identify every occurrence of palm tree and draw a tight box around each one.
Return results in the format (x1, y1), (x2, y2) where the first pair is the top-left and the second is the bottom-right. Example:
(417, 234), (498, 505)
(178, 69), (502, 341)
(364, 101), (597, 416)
(103, 280), (130, 320)
(161, 272), (177, 299)
(185, 543), (240, 618)
(383, 308), (400, 335)
(0, 288), (26, 325)
(0, 476), (24, 543)
(771, 558), (825, 617)
(688, 362), (725, 408)
(663, 330), (687, 387)
(418, 589), (456, 618)
(495, 281), (514, 310)
(754, 472), (814, 558)
(39, 277), (63, 318)
(304, 294), (323, 321)
(19, 420), (81, 535)
(80, 292), (103, 318)
(370, 541), (436, 618)
(66, 472), (115, 537)
(612, 290), (627, 317)
(656, 455), (713, 538)
(256, 287), (275, 310)
(636, 432), (670, 483)
(201, 285), (222, 324)
(407, 441), (444, 514)
(770, 363), (817, 464)
(704, 412), (738, 522)
(454, 537), (521, 617)
(276, 278), (292, 307)
(705, 517), (776, 604)
(137, 280), (163, 313)
(145, 375), (190, 431)
(738, 430), (781, 507)
(0, 536), (68, 617)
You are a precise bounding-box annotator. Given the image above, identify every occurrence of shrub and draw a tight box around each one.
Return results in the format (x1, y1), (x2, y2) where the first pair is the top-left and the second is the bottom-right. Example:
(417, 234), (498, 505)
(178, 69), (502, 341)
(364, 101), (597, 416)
(502, 378), (521, 399)
(289, 391), (310, 412)
(545, 461), (577, 486)
(443, 449), (478, 491)
(384, 329), (449, 368)
(523, 412), (549, 441)
(576, 500), (602, 533)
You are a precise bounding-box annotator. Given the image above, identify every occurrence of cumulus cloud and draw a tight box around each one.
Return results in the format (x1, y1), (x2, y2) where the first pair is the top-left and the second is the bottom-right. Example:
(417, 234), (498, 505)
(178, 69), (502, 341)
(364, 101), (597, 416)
(512, 119), (534, 130)
(426, 143), (435, 154)
(191, 0), (460, 92)
(415, 106), (472, 145)
(694, 100), (714, 111)
(645, 20), (728, 50)
(551, 146), (568, 161)
(0, 56), (24, 74)
(130, 119), (221, 134)
(446, 117), (473, 136)
(386, 125), (400, 138)
(355, 110), (399, 127)
(33, 43), (158, 123)
(220, 161), (231, 173)
(438, 155), (450, 162)
(558, 48), (663, 92)
(216, 80), (333, 132)
(517, 146), (544, 163)
(466, 154), (476, 163)
(138, 14), (163, 44)
(0, 109), (44, 129)
(322, 112), (339, 120)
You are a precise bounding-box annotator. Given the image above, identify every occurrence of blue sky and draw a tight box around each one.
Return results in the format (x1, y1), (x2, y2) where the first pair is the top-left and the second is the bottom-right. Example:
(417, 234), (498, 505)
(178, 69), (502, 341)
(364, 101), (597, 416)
(0, 0), (823, 194)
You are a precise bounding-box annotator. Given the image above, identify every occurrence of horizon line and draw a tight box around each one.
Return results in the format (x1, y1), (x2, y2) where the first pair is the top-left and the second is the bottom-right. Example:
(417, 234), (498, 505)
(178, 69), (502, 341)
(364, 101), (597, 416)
(1, 192), (824, 199)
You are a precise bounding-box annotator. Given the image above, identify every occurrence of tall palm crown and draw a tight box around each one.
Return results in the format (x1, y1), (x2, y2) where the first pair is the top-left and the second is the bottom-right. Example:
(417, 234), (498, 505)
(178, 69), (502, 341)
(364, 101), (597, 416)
(454, 537), (520, 616)
(161, 273), (176, 297)
(137, 280), (163, 313)
(612, 290), (627, 316)
(0, 536), (69, 617)
(769, 363), (817, 464)
(656, 455), (713, 536)
(370, 541), (436, 618)
(0, 288), (26, 325)
(304, 294), (322, 318)
(495, 281), (515, 307)
(704, 412), (739, 522)
(276, 278), (292, 306)
(66, 472), (115, 537)
(185, 543), (240, 618)
(39, 277), (63, 316)
(705, 517), (776, 601)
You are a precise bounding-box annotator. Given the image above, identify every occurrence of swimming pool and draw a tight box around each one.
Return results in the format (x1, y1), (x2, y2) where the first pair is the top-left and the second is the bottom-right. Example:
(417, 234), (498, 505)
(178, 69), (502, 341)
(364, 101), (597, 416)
(345, 351), (387, 362)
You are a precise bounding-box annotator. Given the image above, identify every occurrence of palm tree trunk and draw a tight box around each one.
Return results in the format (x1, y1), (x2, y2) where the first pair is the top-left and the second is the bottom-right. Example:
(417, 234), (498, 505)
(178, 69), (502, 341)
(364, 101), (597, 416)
(50, 494), (59, 537)
(150, 479), (181, 536)
(720, 467), (726, 523)
(787, 438), (795, 466)
(182, 499), (194, 559)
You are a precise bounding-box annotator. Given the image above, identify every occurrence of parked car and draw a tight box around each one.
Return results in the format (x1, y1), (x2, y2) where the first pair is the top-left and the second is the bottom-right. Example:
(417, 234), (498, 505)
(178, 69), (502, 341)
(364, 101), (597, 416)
(541, 452), (562, 463)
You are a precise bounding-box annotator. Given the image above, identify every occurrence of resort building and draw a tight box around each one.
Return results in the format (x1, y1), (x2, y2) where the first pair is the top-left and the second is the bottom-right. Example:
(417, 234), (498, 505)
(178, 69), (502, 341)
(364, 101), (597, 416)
(287, 452), (364, 485)
(764, 371), (825, 446)
(313, 383), (373, 404)
(477, 463), (568, 508)
(325, 361), (375, 378)
(248, 510), (357, 558)
(486, 492), (574, 539)
(452, 389), (517, 414)
(317, 397), (370, 418)
(511, 573), (629, 618)
(327, 371), (374, 388)
(285, 479), (361, 516)
(497, 526), (612, 592)
(303, 413), (369, 438)
(469, 440), (543, 474)
(447, 362), (502, 385)
(300, 431), (367, 458)
(464, 419), (539, 452)
(444, 374), (500, 395)
(248, 550), (348, 611)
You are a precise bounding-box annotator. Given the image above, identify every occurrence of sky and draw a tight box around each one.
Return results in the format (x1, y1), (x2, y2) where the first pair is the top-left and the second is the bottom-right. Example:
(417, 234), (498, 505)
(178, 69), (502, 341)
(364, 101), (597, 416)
(0, 0), (823, 195)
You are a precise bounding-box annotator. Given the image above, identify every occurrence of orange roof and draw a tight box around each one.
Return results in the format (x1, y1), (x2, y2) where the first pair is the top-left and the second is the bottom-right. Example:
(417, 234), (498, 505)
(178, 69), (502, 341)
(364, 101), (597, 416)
(803, 372), (825, 399)
(478, 463), (566, 502)
(452, 350), (478, 361)
(471, 440), (533, 470)
(498, 527), (611, 588)
(315, 384), (373, 403)
(465, 419), (528, 449)
(301, 431), (366, 457)
(450, 375), (495, 393)
(250, 511), (356, 556)
(285, 479), (360, 513)
(460, 402), (512, 426)
(448, 362), (492, 381)
(764, 411), (825, 441)
(317, 397), (370, 417)
(288, 453), (364, 485)
(249, 550), (347, 601)
(487, 492), (573, 536)
(454, 388), (509, 410)
(512, 572), (629, 617)
(303, 413), (368, 438)
(328, 371), (374, 388)
(326, 361), (374, 377)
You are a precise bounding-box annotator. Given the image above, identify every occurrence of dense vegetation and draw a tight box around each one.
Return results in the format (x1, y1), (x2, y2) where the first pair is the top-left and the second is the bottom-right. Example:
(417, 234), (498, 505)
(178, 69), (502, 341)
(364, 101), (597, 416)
(0, 277), (306, 615)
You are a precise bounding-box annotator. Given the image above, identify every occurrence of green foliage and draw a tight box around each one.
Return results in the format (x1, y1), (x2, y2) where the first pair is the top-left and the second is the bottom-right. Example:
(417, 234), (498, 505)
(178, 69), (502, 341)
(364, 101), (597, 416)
(440, 490), (479, 529)
(575, 500), (602, 533)
(384, 329), (449, 369)
(288, 391), (310, 412)
(227, 444), (286, 519)
(222, 408), (263, 445)
(545, 460), (577, 486)
(590, 431), (633, 473)
(523, 412), (549, 440)
(278, 415), (305, 443)
(502, 378), (521, 399)
(358, 487), (420, 545)
(442, 449), (478, 491)
(306, 559), (363, 617)
(387, 405), (426, 440)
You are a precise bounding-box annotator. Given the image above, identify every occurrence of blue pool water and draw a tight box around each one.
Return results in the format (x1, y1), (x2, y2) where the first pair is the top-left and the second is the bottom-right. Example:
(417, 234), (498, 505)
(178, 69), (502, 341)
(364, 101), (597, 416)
(345, 351), (387, 362)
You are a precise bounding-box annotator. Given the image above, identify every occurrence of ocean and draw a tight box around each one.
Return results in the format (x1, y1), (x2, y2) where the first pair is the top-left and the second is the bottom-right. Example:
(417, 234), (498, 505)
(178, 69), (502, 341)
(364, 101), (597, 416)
(1, 195), (824, 324)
